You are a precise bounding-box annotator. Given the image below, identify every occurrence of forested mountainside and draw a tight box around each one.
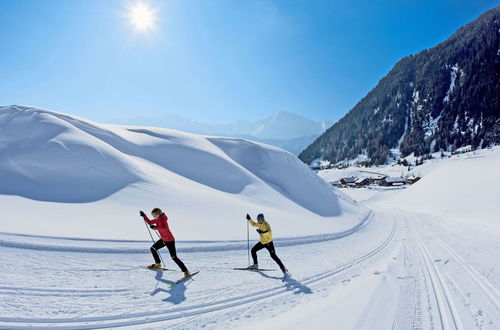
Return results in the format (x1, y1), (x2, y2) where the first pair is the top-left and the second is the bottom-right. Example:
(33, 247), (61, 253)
(300, 6), (500, 165)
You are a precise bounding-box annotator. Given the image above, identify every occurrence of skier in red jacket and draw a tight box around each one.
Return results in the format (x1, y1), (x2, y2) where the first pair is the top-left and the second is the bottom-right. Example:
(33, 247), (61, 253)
(140, 208), (190, 277)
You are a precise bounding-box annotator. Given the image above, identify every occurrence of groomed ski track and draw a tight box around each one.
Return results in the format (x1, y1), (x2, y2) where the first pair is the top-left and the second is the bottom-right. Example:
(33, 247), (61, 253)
(1, 207), (499, 329)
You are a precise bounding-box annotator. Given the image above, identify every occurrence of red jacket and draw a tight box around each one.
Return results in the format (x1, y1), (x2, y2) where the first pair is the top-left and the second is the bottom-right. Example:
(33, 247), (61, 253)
(142, 213), (175, 242)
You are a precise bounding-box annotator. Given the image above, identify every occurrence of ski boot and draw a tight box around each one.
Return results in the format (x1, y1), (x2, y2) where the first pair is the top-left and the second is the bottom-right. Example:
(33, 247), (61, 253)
(247, 263), (258, 270)
(148, 263), (162, 270)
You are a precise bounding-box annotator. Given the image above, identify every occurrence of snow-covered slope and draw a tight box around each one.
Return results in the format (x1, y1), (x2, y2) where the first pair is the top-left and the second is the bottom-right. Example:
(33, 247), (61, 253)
(0, 105), (367, 240)
(386, 147), (500, 228)
(1, 108), (498, 329)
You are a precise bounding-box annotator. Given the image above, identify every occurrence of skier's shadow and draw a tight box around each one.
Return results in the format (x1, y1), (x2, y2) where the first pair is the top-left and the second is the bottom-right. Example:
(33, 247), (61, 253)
(257, 271), (312, 295)
(150, 271), (187, 304)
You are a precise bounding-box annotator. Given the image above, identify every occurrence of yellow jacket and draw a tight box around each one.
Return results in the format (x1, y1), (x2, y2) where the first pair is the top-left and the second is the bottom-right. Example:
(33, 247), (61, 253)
(248, 219), (273, 244)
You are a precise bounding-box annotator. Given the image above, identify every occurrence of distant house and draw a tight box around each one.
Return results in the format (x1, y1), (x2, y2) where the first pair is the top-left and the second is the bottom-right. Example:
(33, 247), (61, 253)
(406, 176), (421, 185)
(340, 176), (357, 187)
(381, 177), (407, 186)
(331, 180), (342, 187)
(355, 177), (371, 187)
(372, 175), (386, 186)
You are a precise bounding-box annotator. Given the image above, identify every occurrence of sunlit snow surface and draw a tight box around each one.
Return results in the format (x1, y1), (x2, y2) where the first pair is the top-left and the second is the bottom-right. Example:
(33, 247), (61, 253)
(0, 106), (498, 329)
(0, 105), (366, 240)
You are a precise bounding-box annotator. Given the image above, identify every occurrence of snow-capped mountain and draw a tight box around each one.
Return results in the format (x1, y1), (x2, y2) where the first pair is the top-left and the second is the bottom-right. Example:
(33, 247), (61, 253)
(112, 111), (333, 155)
(0, 105), (365, 240)
(300, 6), (500, 165)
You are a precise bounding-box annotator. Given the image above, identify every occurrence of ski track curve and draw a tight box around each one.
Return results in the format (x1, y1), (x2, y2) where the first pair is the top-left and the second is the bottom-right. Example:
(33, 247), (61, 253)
(408, 215), (461, 330)
(0, 211), (373, 253)
(391, 223), (424, 330)
(0, 213), (395, 329)
(432, 235), (500, 308)
(406, 211), (500, 330)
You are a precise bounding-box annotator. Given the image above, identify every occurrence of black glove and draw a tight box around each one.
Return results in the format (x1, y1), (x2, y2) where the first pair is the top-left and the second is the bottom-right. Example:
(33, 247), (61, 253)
(150, 225), (156, 229)
(246, 214), (251, 220)
(140, 211), (146, 217)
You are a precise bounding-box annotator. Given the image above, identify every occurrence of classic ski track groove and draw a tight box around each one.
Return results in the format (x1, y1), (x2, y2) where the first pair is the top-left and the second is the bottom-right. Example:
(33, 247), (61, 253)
(432, 234), (500, 308)
(408, 215), (461, 330)
(0, 285), (131, 294)
(0, 216), (396, 329)
(391, 220), (422, 330)
(423, 219), (500, 328)
(0, 211), (374, 253)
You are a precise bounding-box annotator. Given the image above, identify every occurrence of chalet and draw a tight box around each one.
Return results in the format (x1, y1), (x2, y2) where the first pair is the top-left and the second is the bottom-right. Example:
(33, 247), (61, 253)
(381, 177), (407, 186)
(340, 176), (357, 187)
(330, 180), (342, 187)
(355, 177), (371, 187)
(406, 176), (421, 185)
(372, 175), (386, 186)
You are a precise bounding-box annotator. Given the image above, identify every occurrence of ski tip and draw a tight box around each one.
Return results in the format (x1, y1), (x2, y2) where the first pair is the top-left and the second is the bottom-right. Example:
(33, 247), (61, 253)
(146, 266), (174, 271)
(233, 267), (276, 271)
(174, 271), (200, 284)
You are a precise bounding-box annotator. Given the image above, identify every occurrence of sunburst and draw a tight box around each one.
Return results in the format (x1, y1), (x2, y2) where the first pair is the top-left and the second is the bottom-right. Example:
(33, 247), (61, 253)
(127, 2), (157, 32)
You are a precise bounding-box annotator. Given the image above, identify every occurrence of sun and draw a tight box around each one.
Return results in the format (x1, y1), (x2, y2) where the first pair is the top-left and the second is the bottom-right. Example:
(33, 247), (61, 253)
(127, 2), (157, 32)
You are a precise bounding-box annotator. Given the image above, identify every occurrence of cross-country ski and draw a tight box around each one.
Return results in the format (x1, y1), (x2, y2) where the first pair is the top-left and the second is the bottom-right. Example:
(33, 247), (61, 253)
(233, 268), (276, 272)
(146, 266), (175, 271)
(174, 271), (200, 284)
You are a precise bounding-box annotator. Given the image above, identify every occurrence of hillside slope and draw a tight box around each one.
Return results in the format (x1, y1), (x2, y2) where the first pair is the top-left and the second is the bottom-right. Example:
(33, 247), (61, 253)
(300, 6), (500, 165)
(0, 105), (367, 240)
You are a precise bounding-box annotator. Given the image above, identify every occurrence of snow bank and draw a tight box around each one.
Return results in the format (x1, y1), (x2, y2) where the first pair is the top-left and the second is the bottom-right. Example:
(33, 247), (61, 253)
(386, 147), (500, 228)
(0, 105), (368, 241)
(0, 106), (141, 202)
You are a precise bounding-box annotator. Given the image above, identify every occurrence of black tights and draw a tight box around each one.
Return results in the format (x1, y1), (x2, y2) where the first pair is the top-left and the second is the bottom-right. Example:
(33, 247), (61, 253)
(150, 240), (187, 272)
(251, 241), (286, 271)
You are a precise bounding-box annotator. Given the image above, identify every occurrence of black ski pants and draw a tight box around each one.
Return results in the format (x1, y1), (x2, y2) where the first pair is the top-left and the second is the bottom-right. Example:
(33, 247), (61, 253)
(251, 241), (286, 271)
(151, 239), (188, 272)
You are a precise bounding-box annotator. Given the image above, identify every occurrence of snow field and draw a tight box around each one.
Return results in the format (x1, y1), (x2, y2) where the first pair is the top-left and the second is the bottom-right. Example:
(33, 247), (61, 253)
(0, 210), (394, 329)
(0, 105), (367, 241)
(1, 105), (499, 329)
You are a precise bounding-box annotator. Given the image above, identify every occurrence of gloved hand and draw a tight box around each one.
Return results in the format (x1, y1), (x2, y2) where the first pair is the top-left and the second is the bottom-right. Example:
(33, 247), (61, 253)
(140, 211), (146, 217)
(256, 229), (263, 234)
(150, 225), (156, 230)
(246, 214), (251, 220)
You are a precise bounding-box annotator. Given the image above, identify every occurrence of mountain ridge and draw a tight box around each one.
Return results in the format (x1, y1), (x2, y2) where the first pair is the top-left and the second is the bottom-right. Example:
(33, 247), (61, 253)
(110, 111), (333, 155)
(299, 5), (500, 165)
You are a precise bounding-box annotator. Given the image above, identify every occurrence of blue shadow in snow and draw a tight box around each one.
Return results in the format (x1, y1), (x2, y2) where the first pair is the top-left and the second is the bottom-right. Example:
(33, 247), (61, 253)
(150, 270), (187, 305)
(257, 271), (312, 295)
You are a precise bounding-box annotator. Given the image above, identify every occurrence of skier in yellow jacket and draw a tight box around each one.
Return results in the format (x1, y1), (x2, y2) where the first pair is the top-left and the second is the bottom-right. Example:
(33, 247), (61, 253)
(246, 213), (288, 275)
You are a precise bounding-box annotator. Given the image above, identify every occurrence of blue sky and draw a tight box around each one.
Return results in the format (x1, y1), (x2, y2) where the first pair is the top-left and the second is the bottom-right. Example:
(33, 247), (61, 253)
(0, 0), (498, 124)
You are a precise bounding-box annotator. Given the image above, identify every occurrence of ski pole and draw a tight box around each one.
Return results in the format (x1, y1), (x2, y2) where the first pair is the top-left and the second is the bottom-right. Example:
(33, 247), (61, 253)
(144, 220), (156, 242)
(144, 221), (166, 268)
(152, 230), (167, 268)
(247, 218), (250, 266)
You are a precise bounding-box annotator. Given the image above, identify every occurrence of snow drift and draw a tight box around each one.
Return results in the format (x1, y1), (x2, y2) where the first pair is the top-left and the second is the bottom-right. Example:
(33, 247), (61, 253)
(386, 147), (500, 228)
(0, 105), (368, 240)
